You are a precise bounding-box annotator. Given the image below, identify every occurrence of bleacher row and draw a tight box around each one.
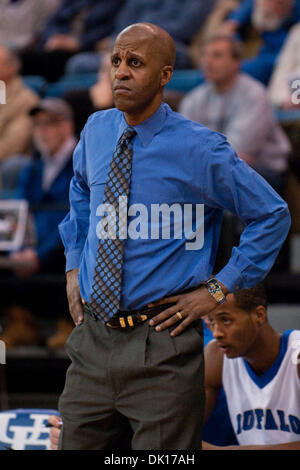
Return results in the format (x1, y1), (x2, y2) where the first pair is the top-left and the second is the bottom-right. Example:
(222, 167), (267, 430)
(23, 70), (300, 123)
(23, 69), (204, 97)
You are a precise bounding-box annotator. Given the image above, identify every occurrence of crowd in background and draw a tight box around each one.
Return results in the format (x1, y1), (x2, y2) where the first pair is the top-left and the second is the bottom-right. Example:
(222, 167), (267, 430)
(0, 0), (300, 350)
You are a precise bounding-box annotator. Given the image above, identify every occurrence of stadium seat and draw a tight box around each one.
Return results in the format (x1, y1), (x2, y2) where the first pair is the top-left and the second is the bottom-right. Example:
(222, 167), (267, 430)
(45, 73), (98, 98)
(275, 109), (300, 123)
(23, 76), (48, 97)
(166, 69), (204, 92)
(22, 69), (205, 99)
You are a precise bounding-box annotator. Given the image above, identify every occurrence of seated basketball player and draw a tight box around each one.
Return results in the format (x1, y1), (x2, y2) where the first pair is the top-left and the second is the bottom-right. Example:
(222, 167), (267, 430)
(203, 284), (300, 450)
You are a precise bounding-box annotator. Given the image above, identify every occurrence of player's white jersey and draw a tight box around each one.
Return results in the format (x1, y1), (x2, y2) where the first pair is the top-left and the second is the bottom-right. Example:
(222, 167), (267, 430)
(222, 330), (300, 445)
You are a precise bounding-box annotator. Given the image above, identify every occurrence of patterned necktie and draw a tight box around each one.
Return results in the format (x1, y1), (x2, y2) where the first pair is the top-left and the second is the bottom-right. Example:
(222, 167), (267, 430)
(89, 127), (136, 323)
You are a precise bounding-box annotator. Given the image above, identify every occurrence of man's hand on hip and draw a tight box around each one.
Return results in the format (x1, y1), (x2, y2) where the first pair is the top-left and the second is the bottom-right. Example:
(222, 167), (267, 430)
(66, 268), (84, 326)
(148, 283), (228, 337)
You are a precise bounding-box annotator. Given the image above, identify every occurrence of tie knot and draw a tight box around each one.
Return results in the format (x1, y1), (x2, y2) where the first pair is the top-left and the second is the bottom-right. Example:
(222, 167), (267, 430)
(120, 127), (136, 145)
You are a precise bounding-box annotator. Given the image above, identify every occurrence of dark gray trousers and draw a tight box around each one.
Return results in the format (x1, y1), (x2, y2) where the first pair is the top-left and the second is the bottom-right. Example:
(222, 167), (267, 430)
(58, 310), (205, 450)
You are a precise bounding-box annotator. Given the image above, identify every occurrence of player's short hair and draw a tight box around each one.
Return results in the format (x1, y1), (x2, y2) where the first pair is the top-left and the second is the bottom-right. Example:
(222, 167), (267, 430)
(233, 284), (267, 312)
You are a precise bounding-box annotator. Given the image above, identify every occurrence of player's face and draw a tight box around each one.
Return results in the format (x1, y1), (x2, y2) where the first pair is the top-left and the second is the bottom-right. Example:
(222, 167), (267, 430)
(207, 294), (260, 358)
(110, 33), (164, 117)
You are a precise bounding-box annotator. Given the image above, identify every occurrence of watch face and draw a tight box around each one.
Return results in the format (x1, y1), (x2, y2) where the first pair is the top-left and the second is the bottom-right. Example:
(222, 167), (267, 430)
(206, 279), (226, 304)
(208, 280), (219, 293)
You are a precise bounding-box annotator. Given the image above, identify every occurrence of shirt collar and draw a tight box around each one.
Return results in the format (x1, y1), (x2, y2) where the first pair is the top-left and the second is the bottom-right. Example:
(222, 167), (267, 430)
(117, 102), (168, 147)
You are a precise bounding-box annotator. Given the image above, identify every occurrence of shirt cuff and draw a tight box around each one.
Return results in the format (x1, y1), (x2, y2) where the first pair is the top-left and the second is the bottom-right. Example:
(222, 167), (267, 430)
(65, 249), (82, 273)
(215, 263), (244, 293)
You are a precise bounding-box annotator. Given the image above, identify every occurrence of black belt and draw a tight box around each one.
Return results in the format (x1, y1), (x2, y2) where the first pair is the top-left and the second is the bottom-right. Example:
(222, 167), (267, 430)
(84, 285), (201, 330)
(84, 303), (174, 329)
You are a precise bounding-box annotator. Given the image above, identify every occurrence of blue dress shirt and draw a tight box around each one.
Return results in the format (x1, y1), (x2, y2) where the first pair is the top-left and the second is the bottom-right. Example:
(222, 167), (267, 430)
(59, 103), (290, 311)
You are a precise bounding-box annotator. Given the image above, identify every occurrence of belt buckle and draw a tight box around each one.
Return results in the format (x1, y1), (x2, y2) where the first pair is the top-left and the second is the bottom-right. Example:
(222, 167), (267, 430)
(106, 312), (148, 329)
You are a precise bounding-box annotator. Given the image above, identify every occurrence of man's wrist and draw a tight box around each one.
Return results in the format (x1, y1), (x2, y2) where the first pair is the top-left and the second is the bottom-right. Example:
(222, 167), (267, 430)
(66, 267), (79, 280)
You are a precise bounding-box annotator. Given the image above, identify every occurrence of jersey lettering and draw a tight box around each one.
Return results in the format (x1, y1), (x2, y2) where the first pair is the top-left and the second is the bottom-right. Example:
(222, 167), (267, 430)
(236, 409), (300, 435)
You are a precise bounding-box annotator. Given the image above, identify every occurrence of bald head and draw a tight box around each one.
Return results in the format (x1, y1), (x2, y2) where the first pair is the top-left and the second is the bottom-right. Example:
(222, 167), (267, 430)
(115, 23), (176, 68)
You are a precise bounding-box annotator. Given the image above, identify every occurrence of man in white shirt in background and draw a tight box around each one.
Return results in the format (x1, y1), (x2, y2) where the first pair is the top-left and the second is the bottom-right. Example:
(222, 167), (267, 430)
(179, 35), (291, 194)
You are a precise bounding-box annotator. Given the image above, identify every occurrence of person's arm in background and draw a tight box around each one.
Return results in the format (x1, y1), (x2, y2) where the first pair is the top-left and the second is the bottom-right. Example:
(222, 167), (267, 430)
(41, 0), (79, 45)
(203, 340), (224, 423)
(58, 128), (90, 326)
(156, 0), (217, 45)
(79, 0), (124, 51)
(221, 0), (254, 35)
(43, 0), (123, 52)
(200, 0), (243, 42)
(35, 0), (62, 37)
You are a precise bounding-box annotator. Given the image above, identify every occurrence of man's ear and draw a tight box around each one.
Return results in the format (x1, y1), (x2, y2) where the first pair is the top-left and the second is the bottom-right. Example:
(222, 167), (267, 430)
(253, 305), (267, 326)
(160, 65), (173, 88)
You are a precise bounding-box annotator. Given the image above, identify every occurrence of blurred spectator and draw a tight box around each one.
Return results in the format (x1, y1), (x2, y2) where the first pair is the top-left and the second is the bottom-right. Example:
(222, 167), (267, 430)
(20, 0), (124, 82)
(268, 23), (300, 109)
(66, 0), (217, 74)
(0, 99), (76, 349)
(0, 46), (39, 164)
(220, 0), (300, 85)
(12, 99), (75, 276)
(0, 0), (61, 52)
(179, 35), (291, 193)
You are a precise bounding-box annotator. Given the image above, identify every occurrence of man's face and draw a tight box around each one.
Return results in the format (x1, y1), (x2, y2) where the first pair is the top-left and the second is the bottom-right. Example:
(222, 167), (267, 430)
(207, 294), (260, 358)
(32, 111), (71, 156)
(110, 32), (164, 115)
(201, 40), (239, 86)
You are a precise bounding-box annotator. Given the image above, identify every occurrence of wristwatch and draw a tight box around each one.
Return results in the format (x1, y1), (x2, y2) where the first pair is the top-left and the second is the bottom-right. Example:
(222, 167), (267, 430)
(204, 278), (226, 304)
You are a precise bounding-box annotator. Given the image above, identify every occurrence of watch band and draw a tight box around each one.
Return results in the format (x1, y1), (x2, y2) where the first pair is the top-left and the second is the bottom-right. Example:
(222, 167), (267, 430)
(205, 278), (226, 304)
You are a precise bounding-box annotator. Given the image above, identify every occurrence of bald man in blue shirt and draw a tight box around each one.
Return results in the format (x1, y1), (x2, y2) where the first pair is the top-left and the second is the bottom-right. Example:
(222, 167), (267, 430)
(58, 23), (290, 450)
